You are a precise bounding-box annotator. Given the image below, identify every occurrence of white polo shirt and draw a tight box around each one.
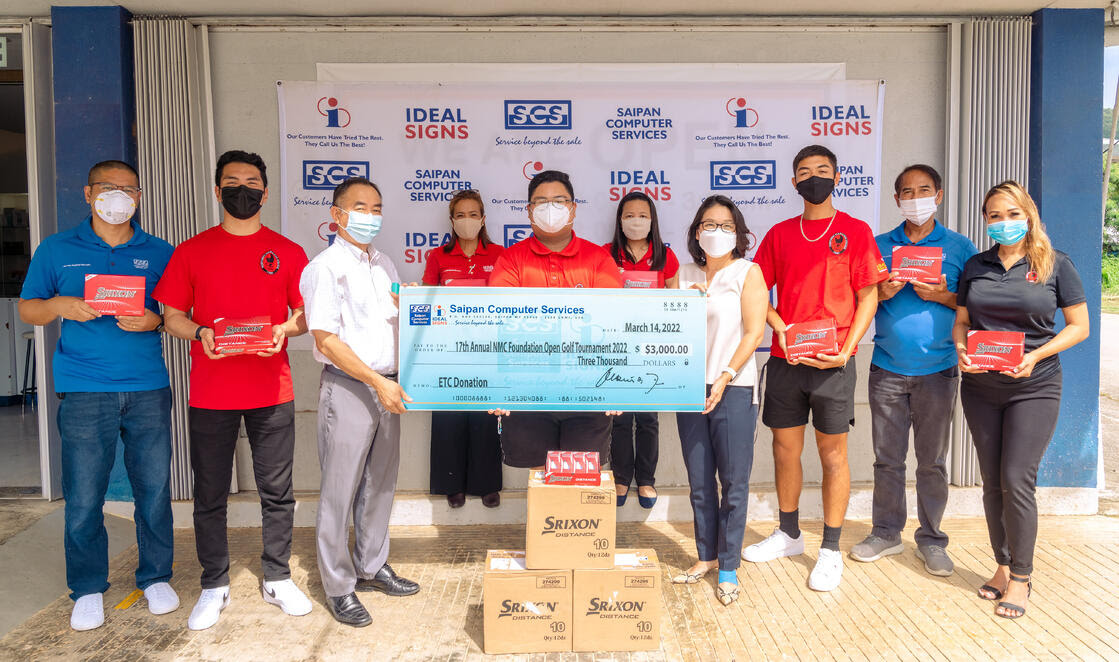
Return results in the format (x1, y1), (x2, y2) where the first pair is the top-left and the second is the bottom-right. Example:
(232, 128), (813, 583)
(300, 237), (400, 374)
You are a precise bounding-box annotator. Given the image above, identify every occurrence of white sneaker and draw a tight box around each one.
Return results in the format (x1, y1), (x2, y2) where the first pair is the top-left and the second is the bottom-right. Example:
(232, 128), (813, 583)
(70, 593), (104, 631)
(808, 548), (844, 592)
(188, 586), (230, 631)
(261, 579), (312, 616)
(742, 527), (805, 563)
(144, 582), (180, 615)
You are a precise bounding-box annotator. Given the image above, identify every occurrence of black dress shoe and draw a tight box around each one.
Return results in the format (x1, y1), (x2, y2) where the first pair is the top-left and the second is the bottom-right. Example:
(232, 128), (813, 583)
(447, 492), (466, 508)
(481, 492), (500, 508)
(327, 592), (372, 627)
(356, 563), (420, 596)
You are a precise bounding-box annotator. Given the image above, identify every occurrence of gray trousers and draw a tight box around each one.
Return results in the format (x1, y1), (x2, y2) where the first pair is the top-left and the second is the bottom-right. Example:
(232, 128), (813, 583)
(316, 367), (400, 598)
(868, 365), (958, 547)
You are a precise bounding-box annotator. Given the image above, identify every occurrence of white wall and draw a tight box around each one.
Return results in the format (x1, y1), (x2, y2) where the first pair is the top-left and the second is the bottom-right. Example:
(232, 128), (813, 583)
(207, 24), (948, 494)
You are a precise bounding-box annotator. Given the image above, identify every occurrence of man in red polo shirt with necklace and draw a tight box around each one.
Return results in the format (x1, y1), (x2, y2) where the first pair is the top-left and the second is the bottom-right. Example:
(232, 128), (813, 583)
(488, 170), (623, 467)
(741, 145), (888, 592)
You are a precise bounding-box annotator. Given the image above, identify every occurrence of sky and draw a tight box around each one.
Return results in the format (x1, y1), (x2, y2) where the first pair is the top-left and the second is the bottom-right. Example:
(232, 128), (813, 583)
(1107, 46), (1119, 106)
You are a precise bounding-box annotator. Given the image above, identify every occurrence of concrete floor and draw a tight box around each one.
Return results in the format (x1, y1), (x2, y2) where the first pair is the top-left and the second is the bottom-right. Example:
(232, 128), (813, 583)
(1099, 313), (1119, 514)
(0, 402), (40, 492)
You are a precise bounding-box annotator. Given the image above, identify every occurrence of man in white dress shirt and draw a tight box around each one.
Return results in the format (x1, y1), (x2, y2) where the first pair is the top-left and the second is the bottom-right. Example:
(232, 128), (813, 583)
(299, 177), (419, 627)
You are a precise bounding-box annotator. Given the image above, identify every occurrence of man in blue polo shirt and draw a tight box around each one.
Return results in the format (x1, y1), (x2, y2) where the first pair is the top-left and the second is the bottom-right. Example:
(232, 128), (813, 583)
(849, 164), (977, 576)
(19, 160), (177, 631)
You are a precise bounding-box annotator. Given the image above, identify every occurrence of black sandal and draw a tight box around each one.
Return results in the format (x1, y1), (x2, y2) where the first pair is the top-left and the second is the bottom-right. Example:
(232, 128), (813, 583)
(977, 584), (1004, 601)
(996, 574), (1032, 619)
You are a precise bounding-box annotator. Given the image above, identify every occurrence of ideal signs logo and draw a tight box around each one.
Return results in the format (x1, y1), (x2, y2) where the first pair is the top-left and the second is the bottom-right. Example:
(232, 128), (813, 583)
(505, 100), (573, 130)
(317, 96), (351, 128)
(726, 96), (759, 128)
(504, 225), (532, 247)
(523, 160), (545, 180)
(709, 160), (777, 190)
(303, 160), (370, 190)
(409, 304), (432, 326)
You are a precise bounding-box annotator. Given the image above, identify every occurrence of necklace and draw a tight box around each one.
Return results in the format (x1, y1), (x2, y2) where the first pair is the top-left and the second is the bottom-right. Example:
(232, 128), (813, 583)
(800, 210), (838, 242)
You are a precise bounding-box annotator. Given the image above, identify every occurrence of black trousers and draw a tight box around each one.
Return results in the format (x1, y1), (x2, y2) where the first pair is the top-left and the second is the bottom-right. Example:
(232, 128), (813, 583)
(961, 367), (1062, 576)
(610, 412), (659, 488)
(429, 410), (503, 496)
(499, 412), (612, 468)
(189, 401), (296, 589)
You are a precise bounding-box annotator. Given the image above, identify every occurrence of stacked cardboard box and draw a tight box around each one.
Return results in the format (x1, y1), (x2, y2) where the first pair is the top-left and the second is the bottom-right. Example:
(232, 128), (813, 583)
(483, 458), (662, 654)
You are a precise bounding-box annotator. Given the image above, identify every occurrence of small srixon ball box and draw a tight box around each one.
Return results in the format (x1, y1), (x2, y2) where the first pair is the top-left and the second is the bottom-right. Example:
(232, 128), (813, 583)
(891, 245), (943, 283)
(213, 316), (274, 353)
(83, 274), (146, 316)
(483, 550), (572, 654)
(573, 549), (662, 652)
(526, 469), (615, 570)
(967, 330), (1025, 371)
(784, 319), (839, 360)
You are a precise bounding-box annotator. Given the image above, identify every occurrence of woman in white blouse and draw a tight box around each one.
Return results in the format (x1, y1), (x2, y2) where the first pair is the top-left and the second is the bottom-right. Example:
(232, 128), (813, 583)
(671, 195), (769, 606)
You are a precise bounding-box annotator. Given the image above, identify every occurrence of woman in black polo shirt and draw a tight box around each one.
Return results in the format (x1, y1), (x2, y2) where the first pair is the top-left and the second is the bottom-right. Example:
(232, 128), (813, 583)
(952, 180), (1089, 619)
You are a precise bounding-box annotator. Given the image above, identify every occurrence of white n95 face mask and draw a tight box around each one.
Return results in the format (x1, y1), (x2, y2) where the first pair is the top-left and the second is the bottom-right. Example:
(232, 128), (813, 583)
(698, 229), (737, 258)
(94, 190), (137, 225)
(532, 202), (571, 233)
(899, 195), (938, 226)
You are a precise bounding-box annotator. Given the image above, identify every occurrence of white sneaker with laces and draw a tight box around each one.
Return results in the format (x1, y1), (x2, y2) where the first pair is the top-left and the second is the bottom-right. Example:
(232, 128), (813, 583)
(70, 593), (104, 631)
(261, 579), (312, 616)
(742, 527), (805, 563)
(144, 582), (180, 615)
(188, 586), (230, 631)
(808, 548), (844, 592)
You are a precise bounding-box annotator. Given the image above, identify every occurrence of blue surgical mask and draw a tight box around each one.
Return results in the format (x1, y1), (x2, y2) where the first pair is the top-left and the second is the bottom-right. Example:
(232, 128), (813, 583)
(340, 209), (382, 244)
(986, 219), (1028, 246)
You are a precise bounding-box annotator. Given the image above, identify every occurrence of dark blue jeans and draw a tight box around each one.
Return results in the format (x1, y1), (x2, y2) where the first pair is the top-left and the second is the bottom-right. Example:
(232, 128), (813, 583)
(58, 387), (173, 600)
(676, 385), (757, 571)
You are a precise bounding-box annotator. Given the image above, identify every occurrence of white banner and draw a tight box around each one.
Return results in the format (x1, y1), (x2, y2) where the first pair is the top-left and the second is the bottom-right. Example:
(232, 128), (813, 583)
(277, 77), (885, 284)
(316, 62), (847, 83)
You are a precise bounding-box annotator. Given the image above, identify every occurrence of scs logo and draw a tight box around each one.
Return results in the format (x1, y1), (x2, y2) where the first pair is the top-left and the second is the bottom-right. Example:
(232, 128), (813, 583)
(505, 100), (572, 130)
(504, 225), (532, 247)
(409, 304), (432, 326)
(709, 160), (776, 190)
(303, 161), (370, 190)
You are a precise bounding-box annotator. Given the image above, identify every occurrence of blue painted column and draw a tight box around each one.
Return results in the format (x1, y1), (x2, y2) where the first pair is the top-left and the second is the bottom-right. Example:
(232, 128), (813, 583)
(1029, 8), (1103, 489)
(51, 6), (136, 501)
(51, 5), (136, 233)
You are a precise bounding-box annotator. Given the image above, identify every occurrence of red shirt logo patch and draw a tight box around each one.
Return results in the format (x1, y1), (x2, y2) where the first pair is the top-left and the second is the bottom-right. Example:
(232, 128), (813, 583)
(828, 232), (849, 255)
(1026, 270), (1038, 283)
(261, 250), (280, 274)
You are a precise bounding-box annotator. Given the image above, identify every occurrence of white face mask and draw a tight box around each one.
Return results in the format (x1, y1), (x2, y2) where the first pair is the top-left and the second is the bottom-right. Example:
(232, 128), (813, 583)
(531, 201), (571, 233)
(94, 190), (137, 225)
(452, 217), (483, 241)
(621, 216), (652, 241)
(698, 229), (737, 258)
(899, 195), (938, 226)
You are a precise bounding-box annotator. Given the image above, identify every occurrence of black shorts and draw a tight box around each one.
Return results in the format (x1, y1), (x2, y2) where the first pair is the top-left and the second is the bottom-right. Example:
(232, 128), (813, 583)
(762, 356), (857, 434)
(499, 411), (612, 468)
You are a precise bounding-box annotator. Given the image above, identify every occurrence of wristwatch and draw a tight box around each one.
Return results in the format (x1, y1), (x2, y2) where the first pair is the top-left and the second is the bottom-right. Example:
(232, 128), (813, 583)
(154, 314), (165, 333)
(721, 366), (738, 379)
(195, 325), (207, 342)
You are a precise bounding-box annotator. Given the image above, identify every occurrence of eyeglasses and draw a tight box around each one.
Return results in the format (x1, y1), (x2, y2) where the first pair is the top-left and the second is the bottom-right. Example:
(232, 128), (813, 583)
(529, 196), (573, 206)
(701, 221), (736, 234)
(91, 182), (141, 195)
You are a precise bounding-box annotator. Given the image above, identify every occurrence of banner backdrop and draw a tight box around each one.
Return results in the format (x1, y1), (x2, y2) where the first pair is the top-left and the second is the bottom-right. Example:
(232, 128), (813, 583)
(277, 78), (885, 284)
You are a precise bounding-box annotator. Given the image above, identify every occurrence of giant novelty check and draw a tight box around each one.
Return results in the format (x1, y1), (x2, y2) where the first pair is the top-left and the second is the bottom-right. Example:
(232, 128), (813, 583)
(399, 287), (707, 411)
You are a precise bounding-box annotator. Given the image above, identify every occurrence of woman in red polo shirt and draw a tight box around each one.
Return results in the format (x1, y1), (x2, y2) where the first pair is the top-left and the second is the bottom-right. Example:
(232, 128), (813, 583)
(424, 190), (505, 508)
(602, 191), (679, 509)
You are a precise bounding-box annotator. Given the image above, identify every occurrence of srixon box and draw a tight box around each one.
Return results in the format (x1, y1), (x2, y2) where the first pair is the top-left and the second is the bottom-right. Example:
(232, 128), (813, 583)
(573, 549), (661, 652)
(784, 319), (838, 360)
(83, 274), (145, 316)
(967, 330), (1025, 371)
(213, 316), (274, 353)
(526, 469), (615, 570)
(544, 451), (602, 486)
(621, 270), (658, 289)
(483, 550), (572, 654)
(891, 245), (943, 283)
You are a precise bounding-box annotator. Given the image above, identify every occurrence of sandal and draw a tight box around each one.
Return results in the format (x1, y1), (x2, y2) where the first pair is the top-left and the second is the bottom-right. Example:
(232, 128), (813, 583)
(977, 584), (1004, 601)
(996, 574), (1032, 619)
(717, 583), (740, 606)
(671, 565), (710, 584)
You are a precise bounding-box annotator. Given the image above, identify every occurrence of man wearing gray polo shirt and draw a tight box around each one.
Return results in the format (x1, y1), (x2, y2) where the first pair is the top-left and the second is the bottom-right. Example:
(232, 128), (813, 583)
(299, 177), (419, 627)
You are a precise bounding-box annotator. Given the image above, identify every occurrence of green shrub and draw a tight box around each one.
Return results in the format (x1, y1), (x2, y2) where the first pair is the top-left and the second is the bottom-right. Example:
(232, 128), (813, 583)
(1104, 255), (1119, 294)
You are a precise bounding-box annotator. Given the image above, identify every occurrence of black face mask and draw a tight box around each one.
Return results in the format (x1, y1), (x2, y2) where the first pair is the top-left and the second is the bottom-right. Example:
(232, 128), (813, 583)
(795, 176), (836, 205)
(220, 185), (264, 220)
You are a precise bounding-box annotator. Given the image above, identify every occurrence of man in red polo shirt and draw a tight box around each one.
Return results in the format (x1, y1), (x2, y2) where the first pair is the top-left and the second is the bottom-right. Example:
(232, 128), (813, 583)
(488, 170), (622, 467)
(154, 150), (312, 630)
(740, 145), (887, 592)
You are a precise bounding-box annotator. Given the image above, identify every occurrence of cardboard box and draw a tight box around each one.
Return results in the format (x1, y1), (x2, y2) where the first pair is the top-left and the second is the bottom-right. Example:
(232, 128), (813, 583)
(891, 245), (943, 283)
(967, 330), (1025, 371)
(621, 270), (659, 288)
(213, 316), (274, 353)
(483, 550), (572, 654)
(526, 469), (616, 570)
(83, 274), (145, 316)
(784, 319), (838, 360)
(573, 549), (662, 652)
(545, 451), (602, 486)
